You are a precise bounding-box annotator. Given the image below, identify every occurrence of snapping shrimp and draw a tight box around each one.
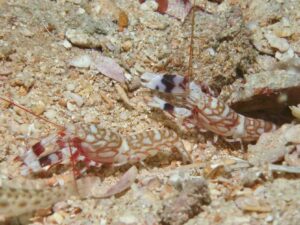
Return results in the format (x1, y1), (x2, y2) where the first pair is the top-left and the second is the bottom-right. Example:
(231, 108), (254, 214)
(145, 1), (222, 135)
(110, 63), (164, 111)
(0, 176), (77, 218)
(141, 73), (277, 142)
(0, 97), (190, 176)
(21, 124), (191, 176)
(0, 166), (138, 218)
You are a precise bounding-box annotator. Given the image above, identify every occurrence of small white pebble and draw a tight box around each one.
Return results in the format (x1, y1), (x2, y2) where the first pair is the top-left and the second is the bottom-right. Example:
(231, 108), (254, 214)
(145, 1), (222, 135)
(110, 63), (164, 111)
(124, 72), (132, 81)
(70, 93), (83, 107)
(64, 91), (84, 107)
(67, 102), (76, 111)
(76, 7), (85, 14)
(84, 113), (97, 123)
(246, 21), (258, 31)
(140, 0), (158, 11)
(265, 215), (274, 222)
(50, 212), (65, 224)
(44, 109), (57, 120)
(275, 48), (294, 61)
(119, 111), (128, 120)
(69, 55), (92, 68)
(19, 124), (29, 136)
(207, 47), (216, 56)
(21, 28), (34, 37)
(100, 219), (107, 225)
(53, 202), (69, 212)
(119, 213), (139, 224)
(66, 83), (75, 91)
(63, 39), (72, 49)
(264, 32), (290, 52)
(290, 105), (300, 120)
(168, 173), (183, 188)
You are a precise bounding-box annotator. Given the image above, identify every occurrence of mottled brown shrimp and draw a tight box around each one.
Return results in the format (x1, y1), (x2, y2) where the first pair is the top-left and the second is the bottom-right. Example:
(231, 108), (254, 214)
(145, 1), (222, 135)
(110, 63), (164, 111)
(0, 166), (138, 219)
(0, 176), (77, 218)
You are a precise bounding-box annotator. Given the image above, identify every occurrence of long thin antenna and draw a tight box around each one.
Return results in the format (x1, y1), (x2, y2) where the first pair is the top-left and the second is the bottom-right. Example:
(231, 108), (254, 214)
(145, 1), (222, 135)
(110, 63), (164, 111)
(68, 140), (80, 195)
(0, 96), (65, 130)
(187, 0), (196, 84)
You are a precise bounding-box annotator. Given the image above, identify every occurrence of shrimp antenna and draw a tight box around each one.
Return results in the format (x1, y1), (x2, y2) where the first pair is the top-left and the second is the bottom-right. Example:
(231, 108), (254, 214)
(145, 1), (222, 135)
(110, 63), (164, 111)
(0, 96), (65, 130)
(187, 0), (196, 84)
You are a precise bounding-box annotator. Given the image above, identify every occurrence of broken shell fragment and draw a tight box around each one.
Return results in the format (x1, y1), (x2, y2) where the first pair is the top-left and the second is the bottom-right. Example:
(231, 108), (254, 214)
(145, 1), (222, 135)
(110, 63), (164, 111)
(235, 196), (272, 213)
(290, 105), (300, 120)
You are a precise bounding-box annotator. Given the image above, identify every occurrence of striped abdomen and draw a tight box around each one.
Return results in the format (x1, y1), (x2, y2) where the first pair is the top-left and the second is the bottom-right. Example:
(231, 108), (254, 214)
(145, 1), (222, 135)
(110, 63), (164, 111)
(189, 91), (277, 141)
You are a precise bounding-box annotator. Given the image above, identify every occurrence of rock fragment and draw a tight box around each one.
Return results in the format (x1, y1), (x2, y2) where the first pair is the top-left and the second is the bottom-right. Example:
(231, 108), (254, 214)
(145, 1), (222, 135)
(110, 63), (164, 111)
(31, 102), (46, 116)
(65, 29), (104, 48)
(65, 13), (115, 48)
(64, 91), (84, 107)
(0, 64), (12, 76)
(121, 40), (132, 52)
(290, 104), (300, 120)
(235, 196), (271, 213)
(69, 55), (92, 68)
(10, 72), (35, 92)
(267, 17), (295, 38)
(139, 14), (169, 30)
(264, 32), (290, 52)
(160, 178), (210, 225)
(248, 124), (300, 166)
(140, 0), (159, 12)
(62, 39), (72, 49)
(0, 41), (14, 60)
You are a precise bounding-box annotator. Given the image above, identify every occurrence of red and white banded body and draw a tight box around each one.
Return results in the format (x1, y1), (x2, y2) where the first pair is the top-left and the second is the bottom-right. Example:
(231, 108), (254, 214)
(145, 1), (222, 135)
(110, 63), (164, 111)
(141, 73), (277, 142)
(21, 123), (190, 176)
